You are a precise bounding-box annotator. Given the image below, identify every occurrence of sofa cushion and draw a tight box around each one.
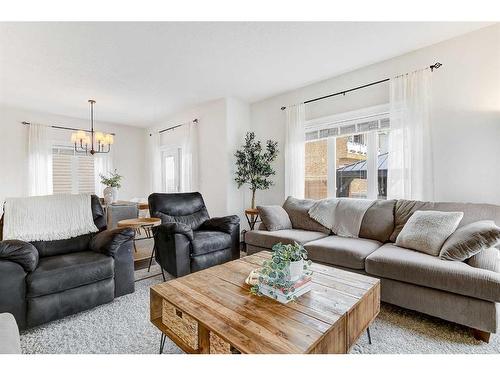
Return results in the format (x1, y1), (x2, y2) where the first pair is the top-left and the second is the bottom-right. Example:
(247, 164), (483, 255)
(149, 192), (210, 231)
(365, 243), (500, 302)
(304, 236), (382, 269)
(31, 233), (94, 258)
(359, 200), (396, 243)
(439, 220), (500, 261)
(245, 229), (328, 249)
(282, 197), (330, 234)
(390, 199), (500, 242)
(395, 210), (463, 256)
(257, 205), (292, 231)
(191, 230), (232, 256)
(26, 251), (114, 298)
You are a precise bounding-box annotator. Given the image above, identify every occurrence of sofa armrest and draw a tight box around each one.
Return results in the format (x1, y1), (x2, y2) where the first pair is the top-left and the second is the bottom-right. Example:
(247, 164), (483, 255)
(467, 247), (500, 273)
(0, 240), (39, 272)
(156, 222), (194, 241)
(152, 223), (193, 277)
(90, 227), (135, 258)
(200, 215), (240, 235)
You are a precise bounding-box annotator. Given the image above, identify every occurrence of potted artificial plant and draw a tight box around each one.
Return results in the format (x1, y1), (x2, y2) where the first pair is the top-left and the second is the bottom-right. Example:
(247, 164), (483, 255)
(234, 132), (278, 209)
(250, 242), (312, 301)
(100, 169), (123, 204)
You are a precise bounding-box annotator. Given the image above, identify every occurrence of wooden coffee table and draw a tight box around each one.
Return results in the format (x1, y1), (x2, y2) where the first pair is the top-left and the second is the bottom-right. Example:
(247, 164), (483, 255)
(150, 251), (380, 354)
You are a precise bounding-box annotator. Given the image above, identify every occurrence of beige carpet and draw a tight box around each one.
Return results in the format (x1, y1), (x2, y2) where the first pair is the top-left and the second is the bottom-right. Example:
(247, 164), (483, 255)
(351, 303), (499, 354)
(20, 268), (500, 354)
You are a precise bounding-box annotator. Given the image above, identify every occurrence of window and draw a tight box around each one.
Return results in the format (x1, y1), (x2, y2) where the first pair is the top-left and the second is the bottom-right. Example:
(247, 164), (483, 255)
(304, 105), (390, 200)
(161, 148), (181, 193)
(52, 147), (95, 194)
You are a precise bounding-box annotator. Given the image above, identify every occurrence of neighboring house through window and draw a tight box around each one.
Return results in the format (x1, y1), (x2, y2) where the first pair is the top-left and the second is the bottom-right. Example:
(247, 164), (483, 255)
(304, 104), (390, 200)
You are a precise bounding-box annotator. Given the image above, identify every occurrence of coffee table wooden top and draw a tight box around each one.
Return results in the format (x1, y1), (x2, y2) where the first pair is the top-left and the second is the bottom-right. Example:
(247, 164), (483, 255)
(150, 251), (380, 354)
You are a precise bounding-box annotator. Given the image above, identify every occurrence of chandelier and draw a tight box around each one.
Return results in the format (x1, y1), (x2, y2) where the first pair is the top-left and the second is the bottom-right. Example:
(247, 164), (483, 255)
(71, 99), (113, 155)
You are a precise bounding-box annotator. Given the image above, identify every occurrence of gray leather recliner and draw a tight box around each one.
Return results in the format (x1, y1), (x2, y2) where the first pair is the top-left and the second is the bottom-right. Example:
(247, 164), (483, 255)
(0, 195), (135, 329)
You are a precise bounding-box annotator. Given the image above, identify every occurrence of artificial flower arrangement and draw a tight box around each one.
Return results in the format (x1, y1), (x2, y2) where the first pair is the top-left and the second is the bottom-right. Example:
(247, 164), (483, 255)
(249, 242), (313, 303)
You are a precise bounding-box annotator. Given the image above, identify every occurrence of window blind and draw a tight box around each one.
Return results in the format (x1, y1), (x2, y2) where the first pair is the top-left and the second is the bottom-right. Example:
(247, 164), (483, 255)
(305, 113), (390, 142)
(52, 147), (95, 194)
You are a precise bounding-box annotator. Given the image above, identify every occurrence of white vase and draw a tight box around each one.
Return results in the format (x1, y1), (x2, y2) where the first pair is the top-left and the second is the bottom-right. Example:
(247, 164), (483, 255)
(288, 259), (304, 282)
(103, 186), (118, 204)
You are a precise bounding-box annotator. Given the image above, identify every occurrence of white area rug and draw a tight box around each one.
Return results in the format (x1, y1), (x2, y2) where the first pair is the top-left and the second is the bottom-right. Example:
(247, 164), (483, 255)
(20, 266), (500, 354)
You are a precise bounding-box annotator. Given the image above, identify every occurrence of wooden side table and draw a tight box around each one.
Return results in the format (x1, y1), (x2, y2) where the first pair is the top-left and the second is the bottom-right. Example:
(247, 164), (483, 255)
(118, 217), (161, 272)
(244, 208), (260, 230)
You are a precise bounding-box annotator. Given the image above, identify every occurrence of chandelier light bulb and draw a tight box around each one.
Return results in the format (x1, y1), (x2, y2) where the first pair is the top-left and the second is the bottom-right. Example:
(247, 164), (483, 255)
(94, 132), (105, 143)
(105, 134), (114, 145)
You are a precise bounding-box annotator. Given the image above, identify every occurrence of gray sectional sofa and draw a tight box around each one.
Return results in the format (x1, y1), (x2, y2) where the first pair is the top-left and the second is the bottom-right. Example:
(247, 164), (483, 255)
(245, 198), (500, 342)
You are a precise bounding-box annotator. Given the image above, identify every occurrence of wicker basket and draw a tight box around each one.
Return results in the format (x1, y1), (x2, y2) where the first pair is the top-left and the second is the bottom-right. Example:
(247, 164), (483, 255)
(209, 332), (240, 354)
(162, 300), (199, 350)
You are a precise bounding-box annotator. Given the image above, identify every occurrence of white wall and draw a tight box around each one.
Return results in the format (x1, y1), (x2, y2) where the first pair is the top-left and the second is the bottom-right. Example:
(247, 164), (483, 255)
(149, 98), (227, 217)
(226, 97), (251, 226)
(0, 104), (147, 213)
(250, 24), (500, 206)
(145, 97), (251, 229)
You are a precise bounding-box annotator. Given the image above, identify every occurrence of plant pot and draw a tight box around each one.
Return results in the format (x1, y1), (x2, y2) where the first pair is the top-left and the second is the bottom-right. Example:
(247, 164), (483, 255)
(288, 259), (304, 282)
(103, 186), (118, 204)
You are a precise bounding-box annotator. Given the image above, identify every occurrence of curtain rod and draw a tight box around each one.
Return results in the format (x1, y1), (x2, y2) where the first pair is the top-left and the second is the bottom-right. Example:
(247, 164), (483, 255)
(150, 118), (199, 136)
(21, 121), (116, 136)
(280, 62), (442, 111)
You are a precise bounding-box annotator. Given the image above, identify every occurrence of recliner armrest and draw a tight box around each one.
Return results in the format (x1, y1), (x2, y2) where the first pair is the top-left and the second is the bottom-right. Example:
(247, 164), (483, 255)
(0, 240), (39, 272)
(90, 227), (135, 257)
(155, 222), (194, 241)
(200, 215), (240, 235)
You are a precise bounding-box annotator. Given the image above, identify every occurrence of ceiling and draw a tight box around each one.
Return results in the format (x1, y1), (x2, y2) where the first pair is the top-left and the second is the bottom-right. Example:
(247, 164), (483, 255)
(0, 22), (492, 127)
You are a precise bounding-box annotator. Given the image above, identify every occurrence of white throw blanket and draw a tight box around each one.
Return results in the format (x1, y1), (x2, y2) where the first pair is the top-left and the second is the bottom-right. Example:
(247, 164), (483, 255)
(3, 194), (99, 242)
(308, 198), (375, 238)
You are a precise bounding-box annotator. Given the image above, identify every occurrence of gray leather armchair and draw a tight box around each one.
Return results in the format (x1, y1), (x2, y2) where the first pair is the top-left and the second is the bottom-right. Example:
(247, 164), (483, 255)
(148, 192), (240, 278)
(0, 195), (135, 329)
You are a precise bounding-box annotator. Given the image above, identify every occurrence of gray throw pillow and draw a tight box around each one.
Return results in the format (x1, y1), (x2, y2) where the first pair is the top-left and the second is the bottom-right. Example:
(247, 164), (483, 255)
(395, 210), (464, 256)
(439, 220), (500, 261)
(257, 205), (292, 232)
(282, 196), (330, 234)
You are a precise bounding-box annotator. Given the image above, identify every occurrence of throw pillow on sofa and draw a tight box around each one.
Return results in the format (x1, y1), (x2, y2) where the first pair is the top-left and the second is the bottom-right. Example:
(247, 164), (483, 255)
(395, 210), (464, 256)
(439, 220), (500, 261)
(257, 205), (292, 231)
(282, 196), (330, 234)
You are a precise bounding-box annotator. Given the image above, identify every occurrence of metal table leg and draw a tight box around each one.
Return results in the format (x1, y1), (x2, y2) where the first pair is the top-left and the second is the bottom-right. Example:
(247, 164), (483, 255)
(147, 246), (155, 272)
(159, 333), (166, 354)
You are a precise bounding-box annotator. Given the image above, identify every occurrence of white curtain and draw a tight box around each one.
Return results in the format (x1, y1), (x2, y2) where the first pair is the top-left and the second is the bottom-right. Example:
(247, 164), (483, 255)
(284, 103), (305, 199)
(180, 120), (199, 192)
(28, 123), (53, 196)
(387, 68), (433, 200)
(94, 153), (113, 197)
(147, 130), (162, 193)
